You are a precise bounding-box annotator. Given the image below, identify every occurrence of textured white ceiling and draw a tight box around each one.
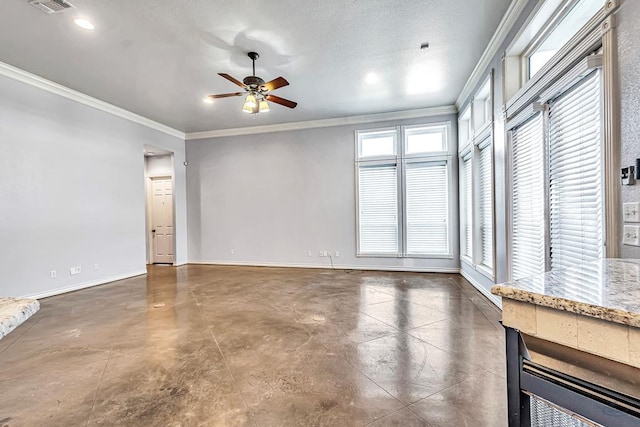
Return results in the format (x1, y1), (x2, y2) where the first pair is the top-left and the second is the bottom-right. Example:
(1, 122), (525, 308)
(0, 0), (511, 133)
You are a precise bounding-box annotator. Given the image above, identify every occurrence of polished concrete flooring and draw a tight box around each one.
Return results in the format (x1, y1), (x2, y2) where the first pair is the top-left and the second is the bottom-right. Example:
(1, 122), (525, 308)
(0, 265), (507, 426)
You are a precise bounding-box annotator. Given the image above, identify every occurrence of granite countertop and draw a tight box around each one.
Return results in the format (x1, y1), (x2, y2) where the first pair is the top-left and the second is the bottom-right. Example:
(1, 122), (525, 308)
(491, 258), (640, 328)
(0, 297), (40, 340)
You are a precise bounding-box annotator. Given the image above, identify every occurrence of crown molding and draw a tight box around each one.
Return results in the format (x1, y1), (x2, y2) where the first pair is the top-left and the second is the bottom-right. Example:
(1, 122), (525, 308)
(186, 105), (457, 140)
(0, 61), (185, 140)
(455, 0), (530, 109)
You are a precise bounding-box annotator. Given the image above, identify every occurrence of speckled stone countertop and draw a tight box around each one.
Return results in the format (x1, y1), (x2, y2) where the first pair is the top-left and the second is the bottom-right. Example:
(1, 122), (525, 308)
(492, 259), (640, 328)
(0, 297), (40, 340)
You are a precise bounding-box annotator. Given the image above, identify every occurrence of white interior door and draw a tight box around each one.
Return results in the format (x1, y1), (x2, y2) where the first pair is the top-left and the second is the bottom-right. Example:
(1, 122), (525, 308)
(151, 177), (174, 264)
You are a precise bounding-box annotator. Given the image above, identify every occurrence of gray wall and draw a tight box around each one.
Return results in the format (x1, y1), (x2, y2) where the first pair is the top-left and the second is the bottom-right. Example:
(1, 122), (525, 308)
(0, 75), (187, 298)
(186, 115), (459, 272)
(617, 0), (640, 258)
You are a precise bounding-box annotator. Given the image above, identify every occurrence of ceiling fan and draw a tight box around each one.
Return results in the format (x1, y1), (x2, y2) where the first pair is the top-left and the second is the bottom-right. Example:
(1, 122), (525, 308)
(207, 52), (297, 114)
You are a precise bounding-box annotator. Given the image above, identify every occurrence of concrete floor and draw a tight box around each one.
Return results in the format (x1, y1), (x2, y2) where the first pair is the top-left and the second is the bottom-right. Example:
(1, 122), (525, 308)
(0, 265), (507, 426)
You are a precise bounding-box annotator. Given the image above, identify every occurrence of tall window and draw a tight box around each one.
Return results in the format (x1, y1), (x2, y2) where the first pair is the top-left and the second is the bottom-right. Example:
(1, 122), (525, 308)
(511, 114), (546, 280)
(460, 153), (473, 259)
(504, 0), (614, 280)
(548, 71), (603, 270)
(458, 75), (494, 278)
(356, 123), (452, 257)
(509, 68), (603, 280)
(478, 139), (494, 269)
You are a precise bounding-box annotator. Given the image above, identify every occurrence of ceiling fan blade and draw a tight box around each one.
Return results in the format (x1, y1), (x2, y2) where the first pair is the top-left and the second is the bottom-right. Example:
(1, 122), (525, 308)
(218, 73), (247, 89)
(207, 92), (244, 99)
(265, 94), (297, 109)
(262, 77), (289, 92)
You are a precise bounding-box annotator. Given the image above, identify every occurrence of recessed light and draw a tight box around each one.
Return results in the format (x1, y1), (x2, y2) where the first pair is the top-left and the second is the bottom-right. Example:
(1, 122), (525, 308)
(365, 72), (379, 85)
(203, 96), (214, 104)
(74, 18), (95, 30)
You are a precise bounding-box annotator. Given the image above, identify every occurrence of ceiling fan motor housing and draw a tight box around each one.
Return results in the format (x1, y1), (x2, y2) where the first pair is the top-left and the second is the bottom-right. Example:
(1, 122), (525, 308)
(243, 75), (266, 89)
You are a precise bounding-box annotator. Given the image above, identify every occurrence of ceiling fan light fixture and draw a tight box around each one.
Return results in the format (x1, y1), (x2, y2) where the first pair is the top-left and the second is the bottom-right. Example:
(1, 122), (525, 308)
(259, 99), (270, 112)
(242, 94), (257, 113)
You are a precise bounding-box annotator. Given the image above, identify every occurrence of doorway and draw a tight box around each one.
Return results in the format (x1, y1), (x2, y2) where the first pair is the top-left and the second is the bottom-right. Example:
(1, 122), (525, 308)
(144, 146), (176, 265)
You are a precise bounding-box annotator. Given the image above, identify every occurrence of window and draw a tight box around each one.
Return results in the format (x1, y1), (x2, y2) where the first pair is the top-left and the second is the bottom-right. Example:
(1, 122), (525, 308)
(526, 0), (603, 79)
(356, 123), (452, 257)
(548, 71), (603, 269)
(503, 0), (607, 103)
(478, 139), (494, 269)
(458, 76), (495, 278)
(505, 0), (617, 280)
(405, 161), (449, 255)
(511, 114), (546, 280)
(460, 152), (473, 260)
(358, 165), (399, 254)
(509, 68), (604, 280)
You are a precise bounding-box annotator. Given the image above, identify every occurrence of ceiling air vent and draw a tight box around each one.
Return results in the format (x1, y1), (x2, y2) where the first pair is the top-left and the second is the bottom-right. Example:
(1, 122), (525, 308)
(29, 0), (76, 14)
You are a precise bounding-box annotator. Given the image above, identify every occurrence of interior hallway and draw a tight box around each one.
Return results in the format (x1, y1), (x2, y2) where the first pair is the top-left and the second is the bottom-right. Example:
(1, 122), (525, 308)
(0, 266), (506, 426)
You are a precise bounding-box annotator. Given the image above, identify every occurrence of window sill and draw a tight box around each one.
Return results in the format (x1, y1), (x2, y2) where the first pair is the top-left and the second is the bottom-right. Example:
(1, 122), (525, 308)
(460, 257), (495, 281)
(356, 253), (453, 260)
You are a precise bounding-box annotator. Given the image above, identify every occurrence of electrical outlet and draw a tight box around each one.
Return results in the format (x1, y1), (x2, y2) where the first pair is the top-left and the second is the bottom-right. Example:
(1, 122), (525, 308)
(323, 250), (328, 257)
(335, 251), (340, 257)
(70, 266), (81, 275)
(623, 225), (640, 246)
(624, 202), (640, 222)
(94, 263), (99, 271)
(319, 250), (324, 257)
(230, 249), (235, 255)
(307, 250), (312, 257)
(50, 270), (56, 278)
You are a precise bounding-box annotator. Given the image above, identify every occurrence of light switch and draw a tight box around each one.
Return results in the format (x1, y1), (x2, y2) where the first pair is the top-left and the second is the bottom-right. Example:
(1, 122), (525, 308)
(624, 202), (640, 222)
(623, 225), (640, 246)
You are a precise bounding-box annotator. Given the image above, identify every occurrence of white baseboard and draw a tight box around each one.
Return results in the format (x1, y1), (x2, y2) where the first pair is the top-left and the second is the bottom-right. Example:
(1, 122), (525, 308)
(459, 269), (502, 308)
(23, 270), (148, 299)
(173, 261), (188, 267)
(187, 260), (460, 274)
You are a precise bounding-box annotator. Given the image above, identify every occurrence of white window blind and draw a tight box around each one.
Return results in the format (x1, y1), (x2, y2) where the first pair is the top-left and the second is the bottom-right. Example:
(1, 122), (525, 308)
(478, 141), (493, 269)
(511, 114), (546, 280)
(358, 165), (399, 254)
(405, 162), (449, 255)
(461, 154), (473, 259)
(548, 71), (603, 270)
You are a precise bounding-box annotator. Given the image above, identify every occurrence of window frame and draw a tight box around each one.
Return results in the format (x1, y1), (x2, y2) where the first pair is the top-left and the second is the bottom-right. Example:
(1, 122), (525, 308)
(355, 122), (454, 259)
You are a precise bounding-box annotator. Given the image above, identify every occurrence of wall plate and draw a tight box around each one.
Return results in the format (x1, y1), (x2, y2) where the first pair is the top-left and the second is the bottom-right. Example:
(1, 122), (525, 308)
(623, 202), (640, 222)
(623, 225), (640, 246)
